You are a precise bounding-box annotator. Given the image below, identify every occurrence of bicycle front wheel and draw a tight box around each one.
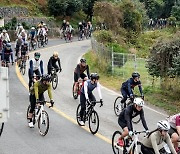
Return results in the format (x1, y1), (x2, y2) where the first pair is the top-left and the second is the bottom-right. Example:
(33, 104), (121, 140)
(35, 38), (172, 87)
(72, 83), (78, 99)
(88, 110), (99, 134)
(52, 74), (58, 90)
(114, 96), (123, 116)
(0, 123), (4, 137)
(112, 131), (124, 154)
(38, 110), (49, 136)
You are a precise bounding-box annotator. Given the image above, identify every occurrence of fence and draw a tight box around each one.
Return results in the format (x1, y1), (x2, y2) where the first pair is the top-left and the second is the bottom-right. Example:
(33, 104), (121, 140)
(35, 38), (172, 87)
(91, 37), (158, 86)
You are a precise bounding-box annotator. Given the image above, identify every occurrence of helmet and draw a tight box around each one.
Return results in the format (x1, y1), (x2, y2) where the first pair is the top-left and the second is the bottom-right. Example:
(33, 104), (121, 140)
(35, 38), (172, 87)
(18, 23), (21, 26)
(79, 22), (82, 25)
(31, 27), (35, 30)
(134, 98), (144, 107)
(41, 74), (51, 82)
(157, 120), (170, 131)
(132, 72), (140, 78)
(2, 29), (7, 33)
(53, 52), (58, 57)
(90, 73), (99, 80)
(6, 43), (11, 48)
(19, 26), (23, 29)
(63, 20), (66, 23)
(40, 21), (44, 24)
(24, 41), (28, 46)
(80, 58), (86, 63)
(34, 52), (40, 58)
(66, 22), (69, 25)
(18, 35), (22, 39)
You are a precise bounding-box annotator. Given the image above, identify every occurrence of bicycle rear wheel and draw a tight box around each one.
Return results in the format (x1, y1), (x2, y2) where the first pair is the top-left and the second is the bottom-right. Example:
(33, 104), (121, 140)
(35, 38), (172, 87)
(29, 42), (32, 51)
(89, 110), (99, 134)
(21, 61), (26, 75)
(38, 40), (41, 48)
(52, 74), (58, 90)
(0, 123), (4, 137)
(33, 41), (37, 50)
(114, 96), (123, 116)
(38, 110), (49, 136)
(72, 83), (78, 99)
(112, 131), (124, 154)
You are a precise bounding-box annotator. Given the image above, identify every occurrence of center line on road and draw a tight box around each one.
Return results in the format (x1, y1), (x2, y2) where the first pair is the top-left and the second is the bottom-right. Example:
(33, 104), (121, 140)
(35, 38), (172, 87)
(15, 51), (112, 145)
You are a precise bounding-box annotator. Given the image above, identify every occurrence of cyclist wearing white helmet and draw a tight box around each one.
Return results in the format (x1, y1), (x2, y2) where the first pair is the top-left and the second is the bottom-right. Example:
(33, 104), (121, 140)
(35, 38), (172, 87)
(141, 120), (176, 154)
(29, 27), (37, 41)
(117, 97), (149, 147)
(0, 29), (10, 44)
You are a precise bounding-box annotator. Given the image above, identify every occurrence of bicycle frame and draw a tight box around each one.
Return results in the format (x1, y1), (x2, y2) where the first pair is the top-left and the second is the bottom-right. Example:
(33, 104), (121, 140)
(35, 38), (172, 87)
(125, 135), (139, 153)
(35, 104), (44, 124)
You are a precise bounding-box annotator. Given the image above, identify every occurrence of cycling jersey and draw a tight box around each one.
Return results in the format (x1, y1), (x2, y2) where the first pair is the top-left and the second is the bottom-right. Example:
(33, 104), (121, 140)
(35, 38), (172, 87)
(21, 45), (28, 55)
(37, 28), (46, 36)
(48, 56), (61, 69)
(61, 23), (67, 30)
(0, 33), (10, 42)
(29, 58), (43, 77)
(74, 63), (90, 79)
(78, 25), (84, 31)
(1, 48), (13, 62)
(142, 131), (176, 154)
(168, 113), (180, 129)
(121, 78), (143, 96)
(81, 80), (102, 100)
(118, 104), (148, 131)
(30, 31), (36, 39)
(30, 81), (52, 100)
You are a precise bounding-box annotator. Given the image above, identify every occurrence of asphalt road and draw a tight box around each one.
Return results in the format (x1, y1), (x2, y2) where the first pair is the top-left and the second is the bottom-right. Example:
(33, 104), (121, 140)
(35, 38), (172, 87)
(0, 38), (168, 154)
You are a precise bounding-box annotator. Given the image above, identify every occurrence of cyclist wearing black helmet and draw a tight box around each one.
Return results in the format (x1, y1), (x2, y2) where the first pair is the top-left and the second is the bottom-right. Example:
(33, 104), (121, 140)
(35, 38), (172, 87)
(1, 43), (14, 65)
(73, 58), (90, 94)
(79, 73), (103, 126)
(28, 52), (44, 89)
(28, 74), (54, 128)
(120, 72), (144, 108)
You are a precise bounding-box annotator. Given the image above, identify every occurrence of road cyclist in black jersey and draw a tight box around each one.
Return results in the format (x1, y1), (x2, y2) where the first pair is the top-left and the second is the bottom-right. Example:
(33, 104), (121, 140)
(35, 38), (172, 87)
(117, 97), (149, 147)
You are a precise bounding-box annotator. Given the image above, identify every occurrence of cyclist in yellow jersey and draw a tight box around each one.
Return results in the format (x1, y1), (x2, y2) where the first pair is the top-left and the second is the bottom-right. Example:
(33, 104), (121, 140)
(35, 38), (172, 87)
(28, 74), (54, 128)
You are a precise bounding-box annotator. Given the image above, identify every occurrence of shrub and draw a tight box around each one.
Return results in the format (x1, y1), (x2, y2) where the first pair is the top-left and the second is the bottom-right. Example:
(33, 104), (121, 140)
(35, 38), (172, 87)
(107, 43), (128, 53)
(93, 30), (114, 43)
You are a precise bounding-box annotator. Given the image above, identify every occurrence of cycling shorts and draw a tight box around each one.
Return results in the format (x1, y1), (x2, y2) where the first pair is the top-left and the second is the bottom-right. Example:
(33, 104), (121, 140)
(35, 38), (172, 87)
(74, 72), (87, 82)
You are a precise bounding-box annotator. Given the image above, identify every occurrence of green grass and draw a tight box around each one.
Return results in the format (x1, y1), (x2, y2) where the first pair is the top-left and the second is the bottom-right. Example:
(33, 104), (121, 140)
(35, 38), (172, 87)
(84, 50), (180, 114)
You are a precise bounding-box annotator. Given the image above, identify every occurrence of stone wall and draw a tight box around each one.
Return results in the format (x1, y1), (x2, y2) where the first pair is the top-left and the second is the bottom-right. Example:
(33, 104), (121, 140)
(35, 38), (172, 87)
(0, 7), (29, 18)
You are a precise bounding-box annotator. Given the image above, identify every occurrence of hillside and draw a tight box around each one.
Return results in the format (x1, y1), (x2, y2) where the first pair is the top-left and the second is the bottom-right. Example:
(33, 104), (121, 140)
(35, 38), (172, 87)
(0, 0), (47, 15)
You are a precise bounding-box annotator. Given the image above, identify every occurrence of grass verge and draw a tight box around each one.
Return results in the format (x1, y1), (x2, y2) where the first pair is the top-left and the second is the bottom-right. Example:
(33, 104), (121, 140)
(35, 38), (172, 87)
(84, 50), (180, 115)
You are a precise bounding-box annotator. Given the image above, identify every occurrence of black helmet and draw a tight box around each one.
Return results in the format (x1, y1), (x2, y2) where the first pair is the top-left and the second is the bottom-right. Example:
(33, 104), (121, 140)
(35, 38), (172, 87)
(34, 52), (40, 57)
(90, 73), (99, 80)
(41, 74), (51, 82)
(80, 58), (86, 63)
(132, 72), (140, 78)
(6, 43), (11, 48)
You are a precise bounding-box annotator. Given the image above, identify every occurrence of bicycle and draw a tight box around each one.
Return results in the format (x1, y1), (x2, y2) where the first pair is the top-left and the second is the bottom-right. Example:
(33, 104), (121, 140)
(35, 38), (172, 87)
(114, 95), (141, 124)
(26, 101), (52, 136)
(29, 38), (37, 51)
(0, 123), (4, 137)
(76, 100), (102, 134)
(78, 30), (84, 41)
(72, 78), (84, 99)
(112, 130), (146, 154)
(44, 35), (48, 45)
(1, 61), (9, 67)
(38, 35), (45, 48)
(50, 68), (59, 90)
(19, 55), (28, 75)
(64, 31), (72, 43)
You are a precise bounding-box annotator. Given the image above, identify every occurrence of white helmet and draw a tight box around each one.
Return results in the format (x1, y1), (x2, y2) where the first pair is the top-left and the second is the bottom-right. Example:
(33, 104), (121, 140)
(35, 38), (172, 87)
(134, 98), (144, 107)
(18, 35), (22, 39)
(19, 26), (23, 29)
(157, 120), (170, 131)
(31, 27), (35, 30)
(2, 29), (7, 33)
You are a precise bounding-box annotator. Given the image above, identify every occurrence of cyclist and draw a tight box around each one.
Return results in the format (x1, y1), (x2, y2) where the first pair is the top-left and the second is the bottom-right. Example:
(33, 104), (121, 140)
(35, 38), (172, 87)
(117, 97), (149, 146)
(37, 25), (46, 42)
(47, 52), (62, 75)
(15, 35), (23, 59)
(65, 22), (73, 38)
(79, 73), (103, 126)
(29, 27), (37, 41)
(1, 43), (14, 65)
(141, 120), (176, 154)
(17, 26), (27, 42)
(0, 29), (10, 45)
(78, 22), (84, 36)
(168, 113), (180, 152)
(28, 74), (54, 128)
(28, 52), (44, 89)
(120, 72), (144, 108)
(60, 20), (67, 38)
(87, 21), (93, 37)
(73, 58), (90, 94)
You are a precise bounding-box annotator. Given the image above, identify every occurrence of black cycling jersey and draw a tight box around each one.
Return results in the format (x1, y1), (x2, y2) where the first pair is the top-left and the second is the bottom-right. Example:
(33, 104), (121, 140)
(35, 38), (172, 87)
(121, 78), (143, 96)
(74, 63), (90, 79)
(48, 56), (61, 69)
(119, 104), (148, 131)
(78, 25), (84, 31)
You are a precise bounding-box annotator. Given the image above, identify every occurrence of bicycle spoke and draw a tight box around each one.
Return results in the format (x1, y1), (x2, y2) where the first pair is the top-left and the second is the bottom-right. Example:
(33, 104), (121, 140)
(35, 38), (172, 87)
(89, 110), (99, 134)
(38, 110), (49, 136)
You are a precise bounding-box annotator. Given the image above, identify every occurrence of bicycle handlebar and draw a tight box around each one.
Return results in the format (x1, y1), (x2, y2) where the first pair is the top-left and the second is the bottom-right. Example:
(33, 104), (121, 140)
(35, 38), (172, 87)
(89, 101), (103, 107)
(132, 130), (146, 135)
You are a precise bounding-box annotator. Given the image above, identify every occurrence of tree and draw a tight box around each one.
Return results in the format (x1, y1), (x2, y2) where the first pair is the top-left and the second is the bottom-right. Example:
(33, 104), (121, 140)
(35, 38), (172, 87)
(162, 0), (176, 18)
(48, 0), (82, 16)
